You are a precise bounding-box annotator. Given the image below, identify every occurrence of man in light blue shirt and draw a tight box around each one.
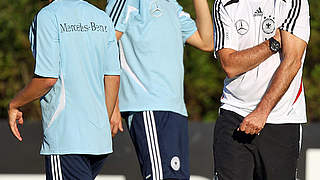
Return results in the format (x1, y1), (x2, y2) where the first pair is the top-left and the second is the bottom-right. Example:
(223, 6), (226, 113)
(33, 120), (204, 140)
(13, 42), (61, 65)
(8, 0), (120, 179)
(106, 0), (213, 179)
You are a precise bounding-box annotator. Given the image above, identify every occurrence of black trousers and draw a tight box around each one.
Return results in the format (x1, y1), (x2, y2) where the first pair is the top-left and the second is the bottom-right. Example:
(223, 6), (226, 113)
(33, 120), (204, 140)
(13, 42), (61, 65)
(213, 109), (301, 180)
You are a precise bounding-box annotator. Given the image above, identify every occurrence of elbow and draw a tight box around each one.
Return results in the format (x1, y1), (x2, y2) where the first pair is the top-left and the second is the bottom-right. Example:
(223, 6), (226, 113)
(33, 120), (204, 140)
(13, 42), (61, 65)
(224, 69), (237, 79)
(221, 64), (238, 79)
(44, 78), (58, 89)
(202, 43), (214, 52)
(200, 41), (214, 52)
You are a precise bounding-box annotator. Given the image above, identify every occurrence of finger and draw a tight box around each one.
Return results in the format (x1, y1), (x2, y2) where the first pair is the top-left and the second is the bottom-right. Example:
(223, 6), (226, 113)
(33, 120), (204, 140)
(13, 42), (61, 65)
(112, 126), (119, 137)
(245, 127), (251, 134)
(18, 118), (24, 125)
(239, 122), (247, 132)
(244, 123), (253, 134)
(9, 121), (22, 141)
(255, 127), (263, 135)
(17, 116), (24, 125)
(17, 111), (24, 124)
(249, 129), (256, 135)
(248, 124), (256, 135)
(110, 120), (115, 131)
(119, 120), (124, 132)
(14, 125), (22, 141)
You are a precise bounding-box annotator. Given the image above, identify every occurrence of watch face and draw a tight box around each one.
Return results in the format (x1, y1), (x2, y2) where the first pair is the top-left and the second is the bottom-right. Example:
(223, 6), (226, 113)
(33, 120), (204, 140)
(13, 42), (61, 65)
(270, 38), (280, 53)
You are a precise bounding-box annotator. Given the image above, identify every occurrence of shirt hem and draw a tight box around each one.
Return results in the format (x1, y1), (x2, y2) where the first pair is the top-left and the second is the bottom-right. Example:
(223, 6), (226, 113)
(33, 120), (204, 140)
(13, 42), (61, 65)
(119, 105), (188, 117)
(221, 105), (307, 124)
(40, 149), (113, 155)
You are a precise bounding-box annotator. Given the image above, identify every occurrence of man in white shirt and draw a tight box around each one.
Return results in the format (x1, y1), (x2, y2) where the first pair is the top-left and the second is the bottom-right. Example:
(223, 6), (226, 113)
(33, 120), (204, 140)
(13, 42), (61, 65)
(213, 0), (310, 179)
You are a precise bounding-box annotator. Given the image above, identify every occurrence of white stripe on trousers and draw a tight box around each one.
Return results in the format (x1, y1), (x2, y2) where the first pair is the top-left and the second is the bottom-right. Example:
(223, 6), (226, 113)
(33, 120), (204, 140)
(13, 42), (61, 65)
(54, 156), (59, 180)
(50, 155), (63, 180)
(150, 111), (163, 180)
(143, 111), (156, 180)
(146, 111), (159, 179)
(143, 111), (163, 180)
(57, 155), (63, 180)
(299, 124), (303, 152)
(50, 155), (55, 180)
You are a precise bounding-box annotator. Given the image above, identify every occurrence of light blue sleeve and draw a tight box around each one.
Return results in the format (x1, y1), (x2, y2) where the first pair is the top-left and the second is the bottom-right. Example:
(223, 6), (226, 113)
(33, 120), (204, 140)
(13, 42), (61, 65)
(105, 0), (129, 32)
(29, 9), (60, 78)
(174, 1), (197, 43)
(104, 18), (121, 75)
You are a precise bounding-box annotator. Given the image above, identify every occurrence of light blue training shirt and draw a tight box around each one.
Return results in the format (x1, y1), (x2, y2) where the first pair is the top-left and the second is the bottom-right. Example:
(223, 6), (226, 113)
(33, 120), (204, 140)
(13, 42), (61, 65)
(29, 0), (120, 155)
(106, 0), (197, 116)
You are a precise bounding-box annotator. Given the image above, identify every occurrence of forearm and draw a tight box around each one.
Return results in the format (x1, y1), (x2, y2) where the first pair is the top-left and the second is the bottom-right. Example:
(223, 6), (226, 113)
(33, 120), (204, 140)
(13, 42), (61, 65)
(256, 30), (307, 117)
(112, 97), (120, 116)
(255, 58), (301, 116)
(104, 75), (120, 119)
(193, 0), (213, 49)
(9, 78), (57, 109)
(220, 40), (273, 78)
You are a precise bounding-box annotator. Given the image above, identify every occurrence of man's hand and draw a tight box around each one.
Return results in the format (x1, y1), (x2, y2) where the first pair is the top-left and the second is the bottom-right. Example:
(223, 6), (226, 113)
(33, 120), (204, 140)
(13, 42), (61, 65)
(6, 77), (57, 141)
(109, 103), (124, 137)
(8, 104), (24, 141)
(110, 112), (124, 137)
(239, 109), (268, 135)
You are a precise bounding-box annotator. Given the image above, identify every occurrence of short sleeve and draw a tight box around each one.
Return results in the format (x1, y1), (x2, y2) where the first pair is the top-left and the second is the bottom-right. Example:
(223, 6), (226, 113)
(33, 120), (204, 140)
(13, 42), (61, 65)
(174, 1), (197, 43)
(105, 0), (130, 33)
(213, 0), (238, 56)
(279, 0), (310, 43)
(104, 18), (121, 75)
(29, 9), (60, 78)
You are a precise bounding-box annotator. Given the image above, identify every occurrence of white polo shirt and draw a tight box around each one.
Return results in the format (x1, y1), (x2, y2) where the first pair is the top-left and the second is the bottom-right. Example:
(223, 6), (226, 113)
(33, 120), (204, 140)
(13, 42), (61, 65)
(213, 0), (310, 124)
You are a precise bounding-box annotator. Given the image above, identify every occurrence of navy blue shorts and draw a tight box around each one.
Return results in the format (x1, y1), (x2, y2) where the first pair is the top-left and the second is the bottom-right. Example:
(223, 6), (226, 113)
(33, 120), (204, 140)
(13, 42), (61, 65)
(123, 111), (190, 180)
(45, 154), (107, 180)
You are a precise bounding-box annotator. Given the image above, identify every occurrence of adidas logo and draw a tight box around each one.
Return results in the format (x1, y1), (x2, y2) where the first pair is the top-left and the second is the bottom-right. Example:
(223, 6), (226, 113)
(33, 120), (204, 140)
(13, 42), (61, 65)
(253, 7), (263, 17)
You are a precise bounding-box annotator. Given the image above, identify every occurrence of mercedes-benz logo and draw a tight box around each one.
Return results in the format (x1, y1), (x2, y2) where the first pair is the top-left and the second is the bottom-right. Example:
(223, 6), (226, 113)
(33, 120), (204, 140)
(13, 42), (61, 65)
(150, 1), (162, 17)
(235, 19), (249, 35)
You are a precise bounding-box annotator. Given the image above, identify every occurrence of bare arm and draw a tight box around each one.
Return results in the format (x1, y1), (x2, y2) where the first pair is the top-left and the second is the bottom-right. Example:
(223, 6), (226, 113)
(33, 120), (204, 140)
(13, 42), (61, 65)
(108, 30), (124, 137)
(186, 0), (214, 52)
(104, 75), (120, 122)
(8, 77), (57, 141)
(218, 30), (281, 79)
(239, 30), (307, 134)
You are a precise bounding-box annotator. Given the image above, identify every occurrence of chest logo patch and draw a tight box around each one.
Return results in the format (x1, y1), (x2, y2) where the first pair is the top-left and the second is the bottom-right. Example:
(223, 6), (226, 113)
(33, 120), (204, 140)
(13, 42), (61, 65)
(150, 1), (162, 17)
(253, 7), (263, 17)
(235, 19), (249, 35)
(262, 16), (275, 34)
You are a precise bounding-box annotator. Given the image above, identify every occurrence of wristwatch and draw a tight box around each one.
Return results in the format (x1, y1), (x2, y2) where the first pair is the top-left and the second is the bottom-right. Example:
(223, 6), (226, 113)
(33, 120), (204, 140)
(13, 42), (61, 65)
(269, 37), (281, 53)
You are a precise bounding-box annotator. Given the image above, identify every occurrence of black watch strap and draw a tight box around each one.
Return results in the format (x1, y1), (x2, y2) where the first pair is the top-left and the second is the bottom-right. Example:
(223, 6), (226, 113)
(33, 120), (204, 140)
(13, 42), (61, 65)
(269, 37), (281, 53)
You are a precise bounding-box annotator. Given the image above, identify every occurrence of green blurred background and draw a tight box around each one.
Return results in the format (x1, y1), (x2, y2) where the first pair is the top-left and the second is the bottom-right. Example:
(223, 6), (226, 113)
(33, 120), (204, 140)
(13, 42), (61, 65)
(0, 0), (319, 122)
